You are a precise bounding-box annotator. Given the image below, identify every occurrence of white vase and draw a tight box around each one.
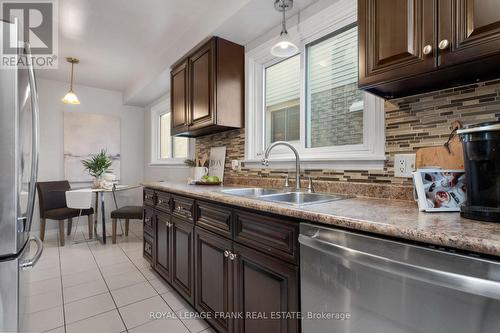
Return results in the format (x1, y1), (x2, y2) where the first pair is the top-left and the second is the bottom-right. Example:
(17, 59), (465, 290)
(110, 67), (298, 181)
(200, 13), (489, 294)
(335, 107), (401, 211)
(93, 177), (105, 189)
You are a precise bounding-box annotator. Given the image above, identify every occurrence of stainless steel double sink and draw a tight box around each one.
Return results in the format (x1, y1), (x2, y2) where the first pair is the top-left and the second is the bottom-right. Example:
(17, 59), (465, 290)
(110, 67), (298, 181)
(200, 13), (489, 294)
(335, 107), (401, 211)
(219, 188), (349, 206)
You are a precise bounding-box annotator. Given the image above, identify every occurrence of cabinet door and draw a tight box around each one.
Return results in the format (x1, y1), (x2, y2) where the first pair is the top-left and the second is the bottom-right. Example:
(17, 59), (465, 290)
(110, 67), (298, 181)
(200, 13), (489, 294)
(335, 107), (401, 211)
(188, 39), (216, 130)
(358, 0), (437, 88)
(439, 0), (500, 66)
(233, 244), (299, 333)
(195, 227), (233, 333)
(171, 216), (195, 304)
(154, 213), (171, 282)
(171, 59), (189, 135)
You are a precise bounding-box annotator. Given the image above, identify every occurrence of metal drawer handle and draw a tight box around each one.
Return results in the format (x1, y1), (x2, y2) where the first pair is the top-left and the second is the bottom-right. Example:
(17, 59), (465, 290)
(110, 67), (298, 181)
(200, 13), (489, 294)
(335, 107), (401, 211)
(229, 252), (237, 261)
(176, 205), (190, 215)
(145, 195), (154, 200)
(145, 217), (151, 223)
(165, 221), (172, 228)
(158, 199), (166, 204)
(224, 250), (230, 257)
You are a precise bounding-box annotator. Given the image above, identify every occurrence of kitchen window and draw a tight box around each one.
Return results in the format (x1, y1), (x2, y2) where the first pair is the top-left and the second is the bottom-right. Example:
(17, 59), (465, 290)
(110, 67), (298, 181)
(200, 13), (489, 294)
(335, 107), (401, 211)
(245, 4), (385, 169)
(151, 99), (191, 165)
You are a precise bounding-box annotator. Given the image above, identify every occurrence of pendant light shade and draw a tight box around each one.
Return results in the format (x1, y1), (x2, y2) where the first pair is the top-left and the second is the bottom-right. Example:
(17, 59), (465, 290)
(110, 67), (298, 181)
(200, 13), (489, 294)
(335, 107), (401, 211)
(271, 0), (298, 58)
(61, 90), (80, 104)
(62, 57), (80, 105)
(270, 31), (299, 58)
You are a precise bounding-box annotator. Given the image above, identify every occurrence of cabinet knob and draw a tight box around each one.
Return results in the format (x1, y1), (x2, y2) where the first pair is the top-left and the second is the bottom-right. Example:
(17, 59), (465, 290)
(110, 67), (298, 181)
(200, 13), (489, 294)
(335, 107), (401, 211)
(422, 44), (433, 55)
(438, 39), (450, 50)
(229, 253), (237, 261)
(224, 250), (230, 258)
(145, 217), (151, 223)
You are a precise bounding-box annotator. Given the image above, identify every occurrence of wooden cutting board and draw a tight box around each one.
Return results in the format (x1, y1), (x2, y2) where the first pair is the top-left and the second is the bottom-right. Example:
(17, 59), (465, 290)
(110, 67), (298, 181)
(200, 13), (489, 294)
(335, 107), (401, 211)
(415, 120), (465, 169)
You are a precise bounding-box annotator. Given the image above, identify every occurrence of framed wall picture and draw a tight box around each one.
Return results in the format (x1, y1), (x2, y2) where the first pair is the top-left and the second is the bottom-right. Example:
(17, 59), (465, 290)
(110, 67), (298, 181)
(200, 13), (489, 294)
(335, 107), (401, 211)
(208, 146), (226, 182)
(412, 169), (466, 212)
(64, 113), (121, 182)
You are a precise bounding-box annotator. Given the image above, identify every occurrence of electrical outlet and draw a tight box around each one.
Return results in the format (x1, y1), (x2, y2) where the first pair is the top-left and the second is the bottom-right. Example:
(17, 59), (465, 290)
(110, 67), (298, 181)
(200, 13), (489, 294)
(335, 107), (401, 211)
(231, 160), (241, 171)
(394, 154), (416, 177)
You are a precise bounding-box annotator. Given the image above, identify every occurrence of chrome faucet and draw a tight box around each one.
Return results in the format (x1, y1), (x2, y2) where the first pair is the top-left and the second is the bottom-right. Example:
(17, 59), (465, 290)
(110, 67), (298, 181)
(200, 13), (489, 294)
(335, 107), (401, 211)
(262, 141), (301, 191)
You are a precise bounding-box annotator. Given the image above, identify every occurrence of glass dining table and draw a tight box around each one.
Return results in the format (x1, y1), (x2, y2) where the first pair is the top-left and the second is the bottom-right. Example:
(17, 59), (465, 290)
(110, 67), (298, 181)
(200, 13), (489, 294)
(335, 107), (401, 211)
(90, 184), (141, 244)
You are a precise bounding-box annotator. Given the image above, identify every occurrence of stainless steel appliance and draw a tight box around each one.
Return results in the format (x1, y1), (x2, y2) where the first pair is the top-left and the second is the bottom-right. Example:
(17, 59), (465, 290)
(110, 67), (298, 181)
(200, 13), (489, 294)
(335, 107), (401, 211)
(457, 121), (500, 222)
(0, 19), (42, 331)
(299, 223), (500, 333)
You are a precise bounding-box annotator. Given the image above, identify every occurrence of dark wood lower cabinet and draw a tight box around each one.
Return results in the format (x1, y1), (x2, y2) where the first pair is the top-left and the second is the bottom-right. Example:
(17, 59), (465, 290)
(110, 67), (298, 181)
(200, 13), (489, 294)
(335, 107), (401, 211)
(195, 227), (233, 333)
(155, 212), (171, 282)
(144, 190), (300, 333)
(171, 216), (195, 304)
(233, 243), (299, 333)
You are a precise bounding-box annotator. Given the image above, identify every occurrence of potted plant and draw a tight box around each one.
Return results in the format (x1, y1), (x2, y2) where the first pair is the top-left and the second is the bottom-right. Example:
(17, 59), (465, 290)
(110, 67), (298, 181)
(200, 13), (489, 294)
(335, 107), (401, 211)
(82, 149), (113, 189)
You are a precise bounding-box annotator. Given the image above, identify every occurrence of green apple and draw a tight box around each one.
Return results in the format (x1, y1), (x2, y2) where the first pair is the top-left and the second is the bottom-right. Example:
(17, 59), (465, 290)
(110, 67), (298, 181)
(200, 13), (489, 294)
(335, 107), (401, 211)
(207, 176), (219, 183)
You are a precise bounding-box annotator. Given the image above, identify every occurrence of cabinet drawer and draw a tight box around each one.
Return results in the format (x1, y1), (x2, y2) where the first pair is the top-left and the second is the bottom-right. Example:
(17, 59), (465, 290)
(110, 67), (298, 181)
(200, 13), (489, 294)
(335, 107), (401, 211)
(156, 192), (171, 213)
(172, 195), (195, 222)
(143, 233), (154, 264)
(144, 189), (156, 206)
(196, 201), (232, 238)
(143, 207), (154, 236)
(234, 210), (298, 264)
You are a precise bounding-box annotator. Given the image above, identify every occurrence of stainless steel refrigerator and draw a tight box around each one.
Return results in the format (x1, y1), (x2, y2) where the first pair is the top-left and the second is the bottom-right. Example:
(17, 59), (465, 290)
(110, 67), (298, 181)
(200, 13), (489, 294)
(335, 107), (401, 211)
(0, 19), (42, 331)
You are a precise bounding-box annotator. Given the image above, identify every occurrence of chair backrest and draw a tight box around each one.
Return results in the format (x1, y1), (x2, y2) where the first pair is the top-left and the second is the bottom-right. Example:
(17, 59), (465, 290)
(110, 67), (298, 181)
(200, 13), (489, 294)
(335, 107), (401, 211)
(65, 189), (93, 210)
(36, 181), (71, 217)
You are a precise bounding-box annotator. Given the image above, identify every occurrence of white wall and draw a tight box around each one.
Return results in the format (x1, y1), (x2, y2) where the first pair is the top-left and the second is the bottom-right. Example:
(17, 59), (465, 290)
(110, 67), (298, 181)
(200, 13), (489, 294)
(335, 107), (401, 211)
(143, 95), (191, 182)
(33, 78), (145, 231)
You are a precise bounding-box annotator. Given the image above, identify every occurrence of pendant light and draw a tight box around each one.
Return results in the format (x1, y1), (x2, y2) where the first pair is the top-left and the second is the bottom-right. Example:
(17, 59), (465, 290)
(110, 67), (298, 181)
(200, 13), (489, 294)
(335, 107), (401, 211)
(270, 0), (298, 58)
(61, 57), (80, 104)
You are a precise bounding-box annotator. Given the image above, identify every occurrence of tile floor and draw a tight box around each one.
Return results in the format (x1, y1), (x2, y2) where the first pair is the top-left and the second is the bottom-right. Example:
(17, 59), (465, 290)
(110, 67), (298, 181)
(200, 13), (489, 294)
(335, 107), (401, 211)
(23, 219), (215, 333)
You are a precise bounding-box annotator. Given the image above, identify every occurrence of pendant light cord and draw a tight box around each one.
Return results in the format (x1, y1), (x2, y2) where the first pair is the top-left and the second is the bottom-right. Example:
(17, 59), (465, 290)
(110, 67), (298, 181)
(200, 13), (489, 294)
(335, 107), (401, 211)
(70, 62), (74, 91)
(281, 0), (287, 34)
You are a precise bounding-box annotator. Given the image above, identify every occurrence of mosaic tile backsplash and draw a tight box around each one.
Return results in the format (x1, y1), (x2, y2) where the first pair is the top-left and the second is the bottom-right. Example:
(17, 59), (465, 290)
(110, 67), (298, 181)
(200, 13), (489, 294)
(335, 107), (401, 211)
(196, 80), (500, 200)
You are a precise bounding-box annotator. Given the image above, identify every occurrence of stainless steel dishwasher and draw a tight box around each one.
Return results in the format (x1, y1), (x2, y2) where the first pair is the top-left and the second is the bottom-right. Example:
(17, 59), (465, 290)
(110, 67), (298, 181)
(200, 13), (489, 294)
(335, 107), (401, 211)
(299, 223), (500, 333)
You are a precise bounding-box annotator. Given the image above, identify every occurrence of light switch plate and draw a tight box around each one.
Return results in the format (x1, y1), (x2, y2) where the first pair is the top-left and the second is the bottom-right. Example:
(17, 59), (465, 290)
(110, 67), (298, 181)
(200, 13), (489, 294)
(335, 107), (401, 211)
(394, 154), (416, 178)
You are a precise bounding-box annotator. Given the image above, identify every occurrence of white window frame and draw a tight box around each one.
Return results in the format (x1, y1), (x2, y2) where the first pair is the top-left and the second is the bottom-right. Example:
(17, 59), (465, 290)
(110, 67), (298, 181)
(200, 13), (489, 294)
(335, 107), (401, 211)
(245, 0), (385, 170)
(150, 98), (194, 166)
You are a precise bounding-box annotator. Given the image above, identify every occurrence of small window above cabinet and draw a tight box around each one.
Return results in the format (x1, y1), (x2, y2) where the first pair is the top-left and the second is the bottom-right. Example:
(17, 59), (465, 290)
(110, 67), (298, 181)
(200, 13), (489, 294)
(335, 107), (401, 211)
(170, 37), (244, 137)
(358, 0), (500, 99)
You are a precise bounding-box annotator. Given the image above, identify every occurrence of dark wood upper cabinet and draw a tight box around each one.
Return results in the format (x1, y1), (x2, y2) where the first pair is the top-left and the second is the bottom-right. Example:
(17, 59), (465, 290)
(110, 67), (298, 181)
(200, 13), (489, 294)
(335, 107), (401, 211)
(171, 37), (244, 137)
(359, 0), (500, 99)
(358, 0), (437, 87)
(189, 40), (216, 131)
(439, 0), (500, 66)
(171, 59), (189, 134)
(195, 227), (233, 333)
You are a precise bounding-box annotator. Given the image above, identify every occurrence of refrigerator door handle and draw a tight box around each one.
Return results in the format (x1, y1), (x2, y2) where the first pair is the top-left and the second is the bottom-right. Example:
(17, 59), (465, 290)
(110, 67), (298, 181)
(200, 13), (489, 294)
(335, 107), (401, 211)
(20, 236), (43, 270)
(23, 42), (40, 231)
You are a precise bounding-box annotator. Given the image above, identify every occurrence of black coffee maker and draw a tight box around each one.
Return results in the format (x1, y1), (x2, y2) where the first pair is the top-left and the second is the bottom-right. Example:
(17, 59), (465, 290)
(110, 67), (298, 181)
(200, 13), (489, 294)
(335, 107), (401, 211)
(457, 121), (500, 222)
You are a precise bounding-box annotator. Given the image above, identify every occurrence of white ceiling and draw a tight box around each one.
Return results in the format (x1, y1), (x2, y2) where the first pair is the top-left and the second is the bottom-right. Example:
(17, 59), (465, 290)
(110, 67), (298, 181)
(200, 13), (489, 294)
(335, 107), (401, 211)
(38, 0), (321, 106)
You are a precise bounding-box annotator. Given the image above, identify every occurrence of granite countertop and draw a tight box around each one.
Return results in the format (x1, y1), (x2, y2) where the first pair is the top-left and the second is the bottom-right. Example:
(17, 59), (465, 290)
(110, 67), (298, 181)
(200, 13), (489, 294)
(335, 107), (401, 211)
(142, 181), (500, 258)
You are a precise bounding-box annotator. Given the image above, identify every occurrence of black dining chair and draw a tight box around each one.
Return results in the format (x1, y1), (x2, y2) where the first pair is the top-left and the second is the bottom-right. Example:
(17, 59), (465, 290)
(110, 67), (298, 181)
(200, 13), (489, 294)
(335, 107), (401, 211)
(110, 185), (143, 244)
(36, 181), (94, 246)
